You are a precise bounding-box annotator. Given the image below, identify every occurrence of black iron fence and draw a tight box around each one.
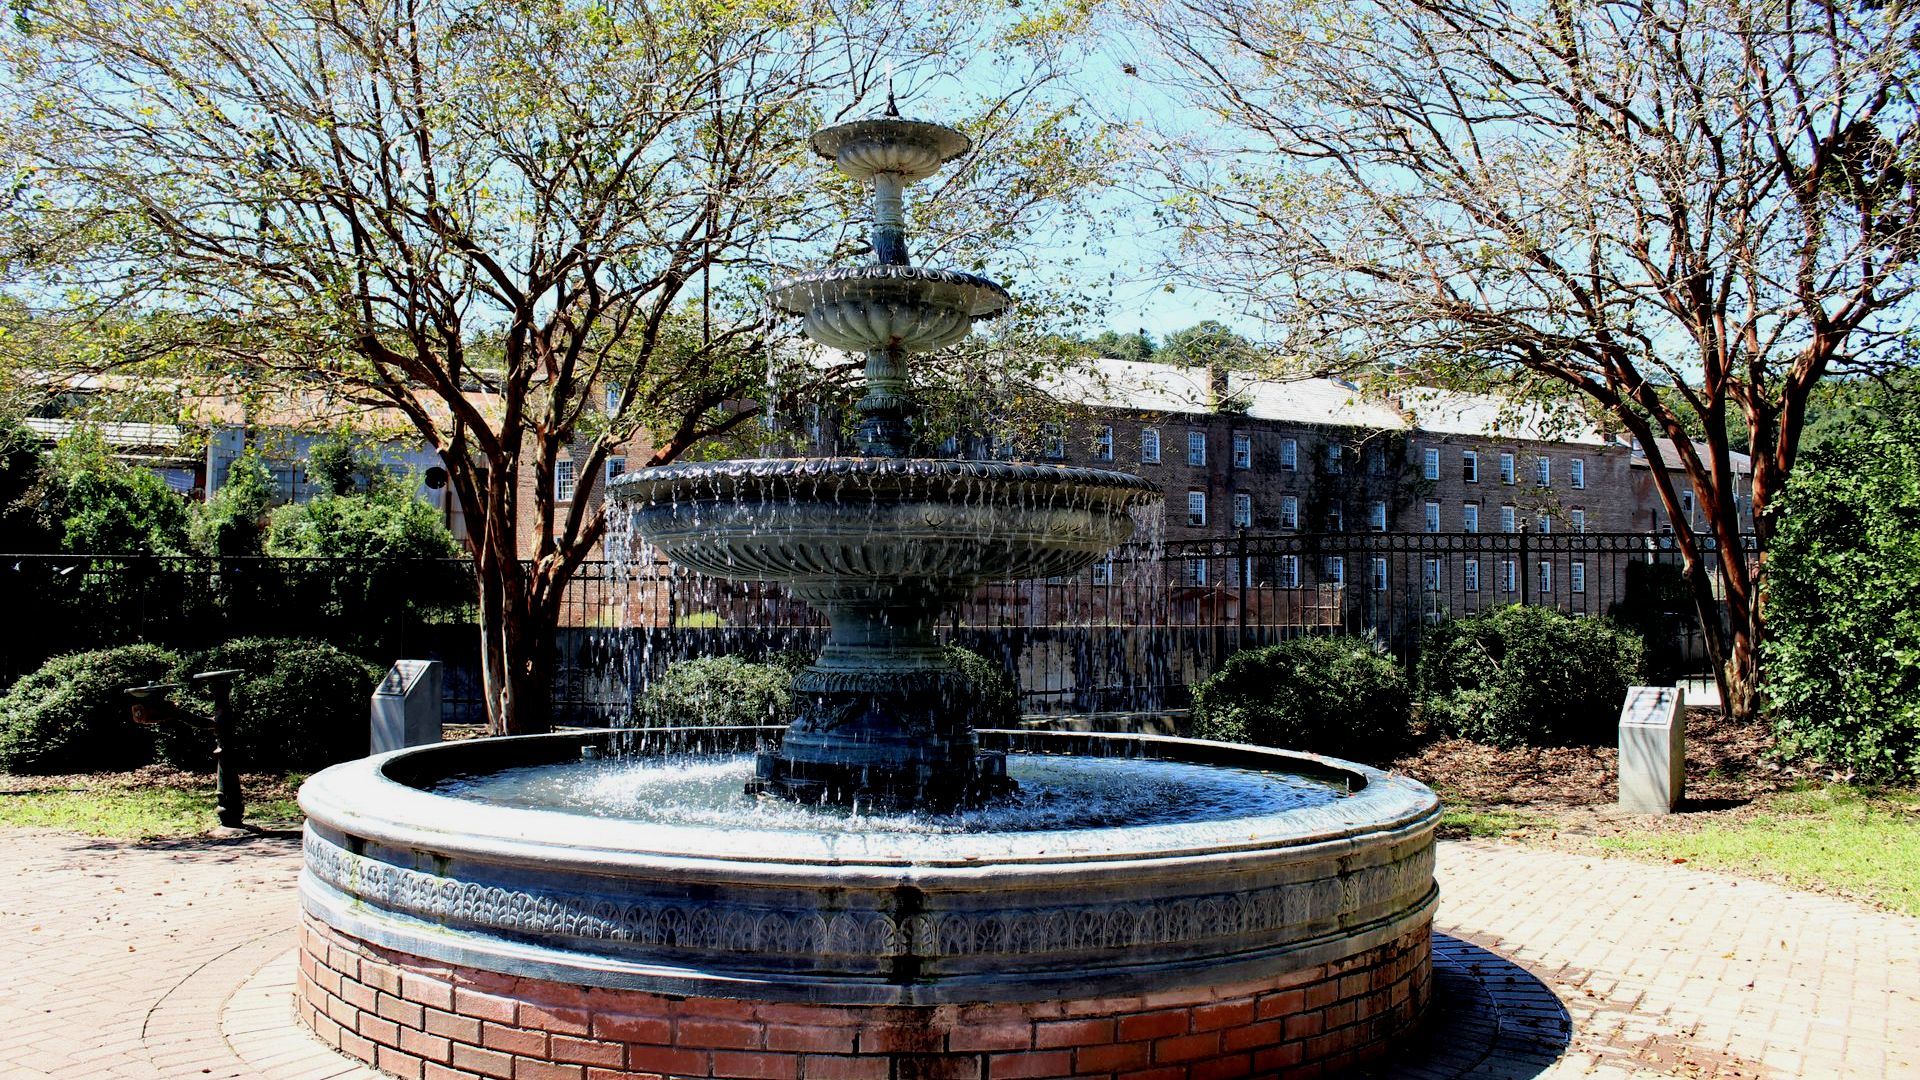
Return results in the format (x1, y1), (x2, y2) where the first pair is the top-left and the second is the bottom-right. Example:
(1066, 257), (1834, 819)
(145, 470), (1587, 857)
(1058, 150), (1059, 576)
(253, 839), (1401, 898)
(1, 531), (1747, 724)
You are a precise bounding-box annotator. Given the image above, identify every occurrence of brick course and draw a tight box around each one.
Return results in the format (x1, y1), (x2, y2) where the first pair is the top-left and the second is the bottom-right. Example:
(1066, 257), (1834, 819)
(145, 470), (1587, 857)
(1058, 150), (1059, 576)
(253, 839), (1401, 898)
(298, 916), (1432, 1080)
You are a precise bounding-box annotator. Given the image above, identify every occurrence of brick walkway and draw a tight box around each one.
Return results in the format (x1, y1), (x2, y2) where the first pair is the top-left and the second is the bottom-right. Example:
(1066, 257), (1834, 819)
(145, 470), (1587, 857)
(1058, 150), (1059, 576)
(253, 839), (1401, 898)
(0, 828), (1912, 1079)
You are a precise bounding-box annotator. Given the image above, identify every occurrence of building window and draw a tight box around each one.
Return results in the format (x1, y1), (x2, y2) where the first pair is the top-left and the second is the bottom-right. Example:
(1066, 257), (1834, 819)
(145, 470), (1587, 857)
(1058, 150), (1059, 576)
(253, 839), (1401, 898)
(1280, 555), (1300, 588)
(1324, 442), (1344, 474)
(1140, 428), (1161, 463)
(1187, 490), (1207, 527)
(1091, 556), (1114, 586)
(606, 456), (627, 484)
(1232, 432), (1251, 469)
(1422, 558), (1442, 592)
(1501, 504), (1517, 533)
(1094, 426), (1114, 462)
(1571, 561), (1587, 594)
(1462, 503), (1480, 533)
(605, 387), (621, 414)
(1501, 558), (1517, 592)
(1232, 493), (1253, 528)
(1570, 508), (1585, 533)
(1188, 430), (1207, 466)
(1325, 556), (1345, 587)
(1370, 557), (1389, 592)
(555, 459), (577, 502)
(1281, 495), (1299, 530)
(1464, 558), (1481, 593)
(1368, 449), (1386, 476)
(1536, 456), (1551, 486)
(1500, 452), (1516, 484)
(1536, 512), (1552, 535)
(1043, 425), (1065, 459)
(1369, 500), (1387, 532)
(1326, 504), (1344, 533)
(1462, 450), (1478, 483)
(1571, 458), (1585, 489)
(1681, 490), (1694, 525)
(1538, 561), (1554, 595)
(1186, 557), (1209, 586)
(1425, 501), (1441, 533)
(1280, 437), (1297, 470)
(1422, 447), (1440, 480)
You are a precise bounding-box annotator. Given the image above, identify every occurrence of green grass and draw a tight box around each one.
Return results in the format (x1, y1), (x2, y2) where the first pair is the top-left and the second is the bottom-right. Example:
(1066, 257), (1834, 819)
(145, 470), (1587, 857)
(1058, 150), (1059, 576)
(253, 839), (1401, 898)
(1598, 784), (1920, 915)
(1437, 806), (1552, 839)
(0, 778), (303, 839)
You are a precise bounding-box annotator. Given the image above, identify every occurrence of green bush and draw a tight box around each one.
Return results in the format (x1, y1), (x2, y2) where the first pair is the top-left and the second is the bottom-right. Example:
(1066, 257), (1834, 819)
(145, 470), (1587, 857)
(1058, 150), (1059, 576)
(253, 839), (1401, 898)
(1418, 606), (1644, 747)
(639, 645), (1021, 730)
(1764, 402), (1920, 781)
(945, 645), (1022, 728)
(1190, 635), (1410, 760)
(0, 644), (181, 774)
(38, 431), (192, 555)
(157, 638), (378, 772)
(641, 655), (794, 728)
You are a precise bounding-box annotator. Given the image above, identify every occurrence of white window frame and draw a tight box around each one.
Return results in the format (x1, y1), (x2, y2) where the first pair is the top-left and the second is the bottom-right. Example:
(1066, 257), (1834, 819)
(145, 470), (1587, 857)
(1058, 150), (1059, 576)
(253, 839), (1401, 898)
(1140, 428), (1160, 463)
(1423, 558), (1442, 592)
(1091, 556), (1114, 586)
(1369, 500), (1387, 532)
(1324, 442), (1343, 474)
(1186, 490), (1207, 527)
(1043, 424), (1065, 460)
(1501, 505), (1517, 533)
(1422, 447), (1441, 480)
(1232, 493), (1253, 529)
(606, 456), (627, 484)
(1464, 558), (1481, 593)
(555, 458), (577, 503)
(1501, 558), (1517, 592)
(1187, 556), (1209, 586)
(1571, 458), (1585, 489)
(1094, 426), (1114, 462)
(1424, 501), (1441, 533)
(605, 386), (622, 414)
(1538, 561), (1554, 595)
(1231, 432), (1251, 469)
(1187, 430), (1207, 467)
(1280, 437), (1298, 470)
(1370, 557), (1389, 592)
(1462, 503), (1480, 534)
(1571, 561), (1587, 594)
(1536, 456), (1552, 487)
(1537, 513), (1552, 535)
(1326, 504), (1344, 533)
(1462, 450), (1478, 483)
(1570, 508), (1585, 534)
(1500, 452), (1516, 484)
(1281, 495), (1299, 530)
(1325, 555), (1345, 587)
(1280, 555), (1300, 589)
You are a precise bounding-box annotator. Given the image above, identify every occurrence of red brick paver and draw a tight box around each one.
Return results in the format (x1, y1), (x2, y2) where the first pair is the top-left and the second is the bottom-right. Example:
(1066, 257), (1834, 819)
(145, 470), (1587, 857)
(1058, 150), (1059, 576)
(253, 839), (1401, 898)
(0, 828), (1914, 1078)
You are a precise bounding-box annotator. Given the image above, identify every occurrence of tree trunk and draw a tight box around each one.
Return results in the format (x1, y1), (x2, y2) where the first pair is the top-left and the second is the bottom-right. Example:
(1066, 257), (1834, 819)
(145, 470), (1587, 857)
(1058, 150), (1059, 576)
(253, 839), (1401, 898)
(473, 522), (560, 736)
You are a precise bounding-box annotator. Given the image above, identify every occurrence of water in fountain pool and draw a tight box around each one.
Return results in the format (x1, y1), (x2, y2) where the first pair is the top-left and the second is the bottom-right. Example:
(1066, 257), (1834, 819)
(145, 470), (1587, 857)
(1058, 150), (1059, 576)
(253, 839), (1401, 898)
(432, 752), (1346, 835)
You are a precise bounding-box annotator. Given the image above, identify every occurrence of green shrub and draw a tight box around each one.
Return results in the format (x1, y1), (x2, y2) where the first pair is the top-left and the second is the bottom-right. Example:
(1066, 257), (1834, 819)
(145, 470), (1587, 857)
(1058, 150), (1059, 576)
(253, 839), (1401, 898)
(1190, 635), (1410, 760)
(1418, 606), (1644, 747)
(157, 638), (378, 772)
(945, 645), (1022, 728)
(641, 655), (794, 728)
(1764, 402), (1920, 781)
(0, 644), (181, 774)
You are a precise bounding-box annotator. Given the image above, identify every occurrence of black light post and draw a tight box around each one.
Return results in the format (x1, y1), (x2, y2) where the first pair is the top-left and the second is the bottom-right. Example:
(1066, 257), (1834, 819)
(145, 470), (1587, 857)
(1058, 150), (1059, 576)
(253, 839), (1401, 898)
(128, 668), (247, 829)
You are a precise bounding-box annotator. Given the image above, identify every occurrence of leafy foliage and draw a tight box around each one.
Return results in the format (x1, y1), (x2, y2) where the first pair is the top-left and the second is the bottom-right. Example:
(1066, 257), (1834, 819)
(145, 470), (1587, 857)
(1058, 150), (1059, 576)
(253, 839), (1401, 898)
(1606, 561), (1699, 687)
(1418, 606), (1644, 748)
(157, 638), (378, 772)
(1191, 635), (1410, 760)
(266, 484), (460, 562)
(945, 644), (1022, 729)
(640, 655), (794, 729)
(1764, 401), (1920, 781)
(0, 644), (179, 774)
(191, 450), (274, 557)
(37, 431), (190, 555)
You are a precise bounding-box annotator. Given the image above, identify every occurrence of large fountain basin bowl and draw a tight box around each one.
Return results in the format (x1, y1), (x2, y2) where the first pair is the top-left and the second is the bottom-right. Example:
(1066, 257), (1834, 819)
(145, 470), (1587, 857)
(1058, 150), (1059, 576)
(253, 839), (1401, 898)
(610, 457), (1159, 589)
(767, 266), (1011, 353)
(298, 728), (1440, 1005)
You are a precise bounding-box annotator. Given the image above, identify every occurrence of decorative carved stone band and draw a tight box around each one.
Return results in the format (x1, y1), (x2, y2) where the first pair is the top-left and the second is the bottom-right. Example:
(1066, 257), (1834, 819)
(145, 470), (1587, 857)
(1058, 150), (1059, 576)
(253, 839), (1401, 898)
(298, 730), (1441, 1005)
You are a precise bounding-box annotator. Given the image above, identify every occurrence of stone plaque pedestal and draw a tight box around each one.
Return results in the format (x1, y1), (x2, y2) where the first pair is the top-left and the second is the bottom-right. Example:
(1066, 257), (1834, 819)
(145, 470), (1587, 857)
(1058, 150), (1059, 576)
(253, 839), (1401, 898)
(1619, 685), (1685, 814)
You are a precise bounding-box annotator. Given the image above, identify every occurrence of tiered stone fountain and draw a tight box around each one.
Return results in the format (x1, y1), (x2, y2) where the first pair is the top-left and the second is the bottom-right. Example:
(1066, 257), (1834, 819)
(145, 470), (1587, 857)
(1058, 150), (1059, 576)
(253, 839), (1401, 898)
(295, 109), (1441, 1080)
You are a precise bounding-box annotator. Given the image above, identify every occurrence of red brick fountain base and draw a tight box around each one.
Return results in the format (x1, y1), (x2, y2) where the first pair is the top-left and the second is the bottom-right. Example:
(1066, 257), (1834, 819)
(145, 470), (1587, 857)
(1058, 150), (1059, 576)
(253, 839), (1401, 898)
(297, 915), (1432, 1080)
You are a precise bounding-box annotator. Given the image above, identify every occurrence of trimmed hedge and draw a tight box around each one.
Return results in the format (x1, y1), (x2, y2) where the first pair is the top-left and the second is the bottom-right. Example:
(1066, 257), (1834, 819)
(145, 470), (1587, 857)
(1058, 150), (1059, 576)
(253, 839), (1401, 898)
(0, 644), (181, 774)
(1190, 635), (1411, 761)
(1418, 605), (1644, 747)
(157, 637), (378, 772)
(640, 646), (1022, 730)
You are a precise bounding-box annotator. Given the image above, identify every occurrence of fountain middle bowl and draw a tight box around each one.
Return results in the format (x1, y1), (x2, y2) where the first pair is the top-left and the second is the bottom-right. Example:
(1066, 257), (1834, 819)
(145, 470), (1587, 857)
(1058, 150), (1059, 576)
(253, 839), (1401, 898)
(611, 456), (1160, 586)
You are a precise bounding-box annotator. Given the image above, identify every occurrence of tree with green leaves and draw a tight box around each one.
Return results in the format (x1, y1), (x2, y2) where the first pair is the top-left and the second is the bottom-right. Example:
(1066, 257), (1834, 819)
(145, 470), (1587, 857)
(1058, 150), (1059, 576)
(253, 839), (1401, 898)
(192, 450), (273, 558)
(1, 0), (1113, 732)
(1115, 0), (1920, 719)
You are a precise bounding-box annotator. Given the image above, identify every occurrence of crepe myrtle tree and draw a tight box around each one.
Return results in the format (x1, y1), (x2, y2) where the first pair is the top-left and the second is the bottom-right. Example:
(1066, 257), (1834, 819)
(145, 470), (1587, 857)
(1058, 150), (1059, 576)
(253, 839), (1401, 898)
(0, 0), (1117, 733)
(1114, 0), (1920, 719)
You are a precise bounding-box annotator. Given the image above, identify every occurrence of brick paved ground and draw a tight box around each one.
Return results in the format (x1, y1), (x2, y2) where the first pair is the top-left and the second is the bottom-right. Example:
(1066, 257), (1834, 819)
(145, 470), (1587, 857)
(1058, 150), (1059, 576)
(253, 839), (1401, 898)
(0, 827), (1912, 1079)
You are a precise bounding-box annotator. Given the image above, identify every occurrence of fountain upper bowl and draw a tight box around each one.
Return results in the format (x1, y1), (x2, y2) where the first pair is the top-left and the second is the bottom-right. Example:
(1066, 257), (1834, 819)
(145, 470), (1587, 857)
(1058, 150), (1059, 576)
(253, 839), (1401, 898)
(611, 457), (1159, 589)
(767, 266), (1011, 354)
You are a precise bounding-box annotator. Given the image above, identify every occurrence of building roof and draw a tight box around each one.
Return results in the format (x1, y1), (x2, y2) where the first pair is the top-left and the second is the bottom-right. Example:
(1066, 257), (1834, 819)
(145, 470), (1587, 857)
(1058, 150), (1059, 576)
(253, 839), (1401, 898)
(1042, 357), (1610, 444)
(1633, 437), (1753, 474)
(22, 416), (188, 452)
